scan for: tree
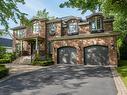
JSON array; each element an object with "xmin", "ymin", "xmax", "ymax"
[
  {"xmin": 33, "ymin": 9, "xmax": 55, "ymax": 20},
  {"xmin": 0, "ymin": 0, "xmax": 28, "ymax": 30},
  {"xmin": 60, "ymin": 0, "xmax": 127, "ymax": 47}
]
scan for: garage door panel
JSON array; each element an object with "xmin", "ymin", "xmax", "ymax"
[
  {"xmin": 58, "ymin": 47, "xmax": 77, "ymax": 64},
  {"xmin": 85, "ymin": 45, "xmax": 109, "ymax": 65}
]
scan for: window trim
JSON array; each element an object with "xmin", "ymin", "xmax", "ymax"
[
  {"xmin": 68, "ymin": 22, "xmax": 79, "ymax": 35},
  {"xmin": 33, "ymin": 22, "xmax": 41, "ymax": 33},
  {"xmin": 49, "ymin": 23, "xmax": 57, "ymax": 36},
  {"xmin": 91, "ymin": 17, "xmax": 104, "ymax": 33},
  {"xmin": 16, "ymin": 29, "xmax": 25, "ymax": 38}
]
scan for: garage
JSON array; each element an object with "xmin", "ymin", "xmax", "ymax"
[
  {"xmin": 57, "ymin": 46, "xmax": 77, "ymax": 64},
  {"xmin": 84, "ymin": 45, "xmax": 109, "ymax": 65}
]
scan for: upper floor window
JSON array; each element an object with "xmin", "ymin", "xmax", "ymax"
[
  {"xmin": 33, "ymin": 22, "xmax": 41, "ymax": 33},
  {"xmin": 91, "ymin": 17, "xmax": 103, "ymax": 33},
  {"xmin": 16, "ymin": 29, "xmax": 25, "ymax": 38},
  {"xmin": 49, "ymin": 23, "xmax": 56, "ymax": 36},
  {"xmin": 68, "ymin": 22, "xmax": 78, "ymax": 35}
]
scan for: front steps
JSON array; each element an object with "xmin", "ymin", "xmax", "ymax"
[{"xmin": 12, "ymin": 56, "xmax": 32, "ymax": 65}]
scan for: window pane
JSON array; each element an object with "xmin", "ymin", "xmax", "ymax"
[
  {"xmin": 33, "ymin": 22, "xmax": 40, "ymax": 32},
  {"xmin": 97, "ymin": 19, "xmax": 101, "ymax": 29},
  {"xmin": 68, "ymin": 23, "xmax": 77, "ymax": 33}
]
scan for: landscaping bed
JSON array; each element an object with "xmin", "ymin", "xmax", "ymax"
[
  {"xmin": 32, "ymin": 60, "xmax": 54, "ymax": 66},
  {"xmin": 0, "ymin": 65, "xmax": 9, "ymax": 79},
  {"xmin": 117, "ymin": 60, "xmax": 127, "ymax": 87}
]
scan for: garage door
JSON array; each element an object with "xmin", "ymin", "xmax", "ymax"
[
  {"xmin": 84, "ymin": 45, "xmax": 109, "ymax": 65},
  {"xmin": 57, "ymin": 47, "xmax": 77, "ymax": 64}
]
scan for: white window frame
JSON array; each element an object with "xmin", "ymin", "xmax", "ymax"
[
  {"xmin": 68, "ymin": 22, "xmax": 78, "ymax": 34},
  {"xmin": 91, "ymin": 17, "xmax": 102, "ymax": 32},
  {"xmin": 33, "ymin": 22, "xmax": 41, "ymax": 33},
  {"xmin": 16, "ymin": 29, "xmax": 25, "ymax": 38}
]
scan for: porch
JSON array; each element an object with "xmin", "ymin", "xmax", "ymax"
[{"xmin": 14, "ymin": 35, "xmax": 46, "ymax": 64}]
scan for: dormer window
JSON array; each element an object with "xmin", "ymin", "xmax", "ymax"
[
  {"xmin": 33, "ymin": 22, "xmax": 41, "ymax": 33},
  {"xmin": 49, "ymin": 23, "xmax": 56, "ymax": 36},
  {"xmin": 90, "ymin": 17, "xmax": 103, "ymax": 33},
  {"xmin": 68, "ymin": 22, "xmax": 78, "ymax": 35}
]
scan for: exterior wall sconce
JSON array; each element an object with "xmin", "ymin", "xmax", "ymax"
[
  {"xmin": 79, "ymin": 46, "xmax": 82, "ymax": 50},
  {"xmin": 111, "ymin": 44, "xmax": 115, "ymax": 50},
  {"xmin": 54, "ymin": 47, "xmax": 56, "ymax": 51}
]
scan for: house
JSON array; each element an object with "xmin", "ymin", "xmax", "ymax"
[
  {"xmin": 0, "ymin": 29, "xmax": 13, "ymax": 53},
  {"xmin": 12, "ymin": 13, "xmax": 119, "ymax": 65}
]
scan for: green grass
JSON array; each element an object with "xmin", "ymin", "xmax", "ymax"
[{"xmin": 117, "ymin": 60, "xmax": 127, "ymax": 87}]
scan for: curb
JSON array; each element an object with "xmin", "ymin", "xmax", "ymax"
[{"xmin": 110, "ymin": 67, "xmax": 127, "ymax": 95}]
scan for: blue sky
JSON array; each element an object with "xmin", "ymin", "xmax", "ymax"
[{"xmin": 1, "ymin": 0, "xmax": 91, "ymax": 28}]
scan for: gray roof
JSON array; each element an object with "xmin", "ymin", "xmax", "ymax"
[
  {"xmin": 11, "ymin": 26, "xmax": 26, "ymax": 30},
  {"xmin": 0, "ymin": 38, "xmax": 12, "ymax": 47}
]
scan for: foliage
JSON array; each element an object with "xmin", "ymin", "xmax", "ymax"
[
  {"xmin": 33, "ymin": 9, "xmax": 55, "ymax": 20},
  {"xmin": 119, "ymin": 44, "xmax": 127, "ymax": 60},
  {"xmin": 0, "ymin": 46, "xmax": 6, "ymax": 59},
  {"xmin": 0, "ymin": 64, "xmax": 9, "ymax": 78},
  {"xmin": 60, "ymin": 0, "xmax": 127, "ymax": 47},
  {"xmin": 32, "ymin": 60, "xmax": 54, "ymax": 66},
  {"xmin": 33, "ymin": 53, "xmax": 54, "ymax": 66},
  {"xmin": 0, "ymin": 0, "xmax": 29, "ymax": 30},
  {"xmin": 34, "ymin": 52, "xmax": 41, "ymax": 61},
  {"xmin": 117, "ymin": 60, "xmax": 127, "ymax": 87},
  {"xmin": 0, "ymin": 46, "xmax": 16, "ymax": 63},
  {"xmin": 0, "ymin": 59, "xmax": 11, "ymax": 63}
]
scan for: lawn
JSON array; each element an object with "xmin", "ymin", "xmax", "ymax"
[{"xmin": 117, "ymin": 60, "xmax": 127, "ymax": 87}]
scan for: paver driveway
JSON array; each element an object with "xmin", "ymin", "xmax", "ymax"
[{"xmin": 0, "ymin": 65, "xmax": 117, "ymax": 95}]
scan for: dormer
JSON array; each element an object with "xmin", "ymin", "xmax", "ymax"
[
  {"xmin": 31, "ymin": 18, "xmax": 47, "ymax": 38},
  {"xmin": 87, "ymin": 13, "xmax": 104, "ymax": 33},
  {"xmin": 61, "ymin": 16, "xmax": 81, "ymax": 36}
]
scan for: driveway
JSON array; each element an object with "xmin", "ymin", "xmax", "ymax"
[{"xmin": 0, "ymin": 65, "xmax": 117, "ymax": 95}]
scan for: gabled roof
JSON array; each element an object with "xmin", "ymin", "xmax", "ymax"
[
  {"xmin": 86, "ymin": 12, "xmax": 103, "ymax": 20},
  {"xmin": 61, "ymin": 16, "xmax": 81, "ymax": 22},
  {"xmin": 0, "ymin": 38, "xmax": 12, "ymax": 47},
  {"xmin": 30, "ymin": 18, "xmax": 47, "ymax": 22}
]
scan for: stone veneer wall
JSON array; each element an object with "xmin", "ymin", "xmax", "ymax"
[{"xmin": 52, "ymin": 36, "xmax": 118, "ymax": 65}]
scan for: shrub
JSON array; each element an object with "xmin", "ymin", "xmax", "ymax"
[
  {"xmin": 0, "ymin": 46, "xmax": 6, "ymax": 59},
  {"xmin": 34, "ymin": 52, "xmax": 42, "ymax": 61},
  {"xmin": 32, "ymin": 60, "xmax": 54, "ymax": 66},
  {"xmin": 0, "ymin": 53, "xmax": 16, "ymax": 64},
  {"xmin": 0, "ymin": 65, "xmax": 9, "ymax": 78},
  {"xmin": 0, "ymin": 59, "xmax": 11, "ymax": 64}
]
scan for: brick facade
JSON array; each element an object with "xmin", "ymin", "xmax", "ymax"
[
  {"xmin": 52, "ymin": 36, "xmax": 118, "ymax": 65},
  {"xmin": 12, "ymin": 13, "xmax": 119, "ymax": 65}
]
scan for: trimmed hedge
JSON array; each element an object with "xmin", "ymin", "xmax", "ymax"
[
  {"xmin": 0, "ymin": 65, "xmax": 9, "ymax": 79},
  {"xmin": 32, "ymin": 60, "xmax": 54, "ymax": 66}
]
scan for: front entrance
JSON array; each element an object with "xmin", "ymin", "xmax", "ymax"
[
  {"xmin": 84, "ymin": 45, "xmax": 109, "ymax": 65},
  {"xmin": 57, "ymin": 46, "xmax": 77, "ymax": 64}
]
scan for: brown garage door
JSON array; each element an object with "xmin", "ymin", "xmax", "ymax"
[
  {"xmin": 84, "ymin": 45, "xmax": 109, "ymax": 65},
  {"xmin": 57, "ymin": 47, "xmax": 77, "ymax": 64}
]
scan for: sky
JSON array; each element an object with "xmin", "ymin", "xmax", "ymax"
[{"xmin": 0, "ymin": 0, "xmax": 91, "ymax": 30}]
